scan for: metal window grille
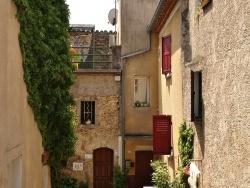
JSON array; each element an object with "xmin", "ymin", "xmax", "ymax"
[{"xmin": 81, "ymin": 101, "xmax": 95, "ymax": 125}]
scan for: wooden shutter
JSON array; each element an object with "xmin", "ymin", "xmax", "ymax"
[
  {"xmin": 162, "ymin": 36, "xmax": 171, "ymax": 74},
  {"xmin": 153, "ymin": 115, "xmax": 172, "ymax": 155},
  {"xmin": 201, "ymin": 0, "xmax": 211, "ymax": 8}
]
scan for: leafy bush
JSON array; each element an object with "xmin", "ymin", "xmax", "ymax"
[
  {"xmin": 177, "ymin": 120, "xmax": 194, "ymax": 187},
  {"xmin": 79, "ymin": 181, "xmax": 89, "ymax": 188},
  {"xmin": 59, "ymin": 177, "xmax": 78, "ymax": 188},
  {"xmin": 113, "ymin": 166, "xmax": 128, "ymax": 188},
  {"xmin": 150, "ymin": 160, "xmax": 172, "ymax": 188},
  {"xmin": 13, "ymin": 0, "xmax": 77, "ymax": 187}
]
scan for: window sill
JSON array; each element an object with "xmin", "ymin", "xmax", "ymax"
[
  {"xmin": 134, "ymin": 106, "xmax": 150, "ymax": 108},
  {"xmin": 80, "ymin": 124, "xmax": 96, "ymax": 129}
]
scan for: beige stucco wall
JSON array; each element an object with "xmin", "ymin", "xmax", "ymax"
[
  {"xmin": 0, "ymin": 0, "xmax": 49, "ymax": 187},
  {"xmin": 120, "ymin": 1, "xmax": 160, "ymax": 184},
  {"xmin": 123, "ymin": 33, "xmax": 159, "ymax": 135},
  {"xmin": 157, "ymin": 3, "xmax": 183, "ymax": 178},
  {"xmin": 67, "ymin": 73, "xmax": 121, "ymax": 188},
  {"xmin": 119, "ymin": 0, "xmax": 160, "ymax": 55},
  {"xmin": 181, "ymin": 0, "xmax": 250, "ymax": 187}
]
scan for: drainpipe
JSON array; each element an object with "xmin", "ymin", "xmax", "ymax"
[{"xmin": 120, "ymin": 32, "xmax": 151, "ymax": 171}]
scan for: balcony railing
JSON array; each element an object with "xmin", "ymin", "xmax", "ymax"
[{"xmin": 71, "ymin": 46, "xmax": 120, "ymax": 70}]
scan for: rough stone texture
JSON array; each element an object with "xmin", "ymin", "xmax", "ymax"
[
  {"xmin": 181, "ymin": 0, "xmax": 250, "ymax": 187},
  {"xmin": 64, "ymin": 73, "xmax": 121, "ymax": 188}
]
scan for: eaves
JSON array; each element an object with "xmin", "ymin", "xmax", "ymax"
[{"xmin": 148, "ymin": 0, "xmax": 179, "ymax": 33}]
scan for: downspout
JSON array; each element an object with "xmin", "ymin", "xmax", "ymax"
[{"xmin": 120, "ymin": 32, "xmax": 151, "ymax": 170}]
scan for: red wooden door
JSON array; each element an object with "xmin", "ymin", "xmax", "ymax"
[
  {"xmin": 93, "ymin": 147, "xmax": 114, "ymax": 188},
  {"xmin": 135, "ymin": 150, "xmax": 153, "ymax": 188}
]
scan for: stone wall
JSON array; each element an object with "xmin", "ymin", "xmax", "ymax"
[
  {"xmin": 181, "ymin": 0, "xmax": 250, "ymax": 187},
  {"xmin": 65, "ymin": 73, "xmax": 121, "ymax": 187}
]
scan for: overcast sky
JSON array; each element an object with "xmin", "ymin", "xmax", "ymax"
[{"xmin": 66, "ymin": 0, "xmax": 117, "ymax": 31}]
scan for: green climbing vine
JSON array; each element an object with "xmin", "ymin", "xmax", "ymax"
[
  {"xmin": 176, "ymin": 120, "xmax": 195, "ymax": 187},
  {"xmin": 12, "ymin": 0, "xmax": 77, "ymax": 187}
]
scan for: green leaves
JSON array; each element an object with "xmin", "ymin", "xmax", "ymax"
[
  {"xmin": 177, "ymin": 121, "xmax": 194, "ymax": 187},
  {"xmin": 150, "ymin": 161, "xmax": 172, "ymax": 188},
  {"xmin": 178, "ymin": 121, "xmax": 194, "ymax": 167},
  {"xmin": 13, "ymin": 0, "xmax": 77, "ymax": 186}
]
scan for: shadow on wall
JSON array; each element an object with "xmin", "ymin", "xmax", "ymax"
[{"xmin": 193, "ymin": 100, "xmax": 205, "ymax": 158}]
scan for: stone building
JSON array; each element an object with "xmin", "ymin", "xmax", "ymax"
[
  {"xmin": 181, "ymin": 0, "xmax": 250, "ymax": 187},
  {"xmin": 65, "ymin": 25, "xmax": 122, "ymax": 188},
  {"xmin": 0, "ymin": 1, "xmax": 50, "ymax": 187}
]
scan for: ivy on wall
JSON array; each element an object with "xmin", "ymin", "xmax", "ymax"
[
  {"xmin": 176, "ymin": 120, "xmax": 194, "ymax": 187},
  {"xmin": 13, "ymin": 0, "xmax": 77, "ymax": 186}
]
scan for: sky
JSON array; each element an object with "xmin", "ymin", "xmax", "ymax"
[{"xmin": 66, "ymin": 0, "xmax": 117, "ymax": 31}]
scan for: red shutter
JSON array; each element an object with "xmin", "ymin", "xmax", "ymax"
[
  {"xmin": 201, "ymin": 0, "xmax": 211, "ymax": 8},
  {"xmin": 162, "ymin": 36, "xmax": 171, "ymax": 74},
  {"xmin": 153, "ymin": 115, "xmax": 172, "ymax": 155}
]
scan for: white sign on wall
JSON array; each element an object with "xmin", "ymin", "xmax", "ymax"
[
  {"xmin": 73, "ymin": 162, "xmax": 83, "ymax": 171},
  {"xmin": 85, "ymin": 154, "xmax": 93, "ymax": 159}
]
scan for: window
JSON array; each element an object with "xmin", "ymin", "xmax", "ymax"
[
  {"xmin": 162, "ymin": 35, "xmax": 171, "ymax": 74},
  {"xmin": 191, "ymin": 71, "xmax": 202, "ymax": 121},
  {"xmin": 134, "ymin": 77, "xmax": 150, "ymax": 107},
  {"xmin": 201, "ymin": 0, "xmax": 211, "ymax": 8},
  {"xmin": 153, "ymin": 115, "xmax": 172, "ymax": 155},
  {"xmin": 80, "ymin": 100, "xmax": 96, "ymax": 125}
]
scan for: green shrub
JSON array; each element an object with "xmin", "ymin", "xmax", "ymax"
[
  {"xmin": 12, "ymin": 0, "xmax": 77, "ymax": 187},
  {"xmin": 113, "ymin": 166, "xmax": 128, "ymax": 188},
  {"xmin": 79, "ymin": 181, "xmax": 89, "ymax": 188},
  {"xmin": 59, "ymin": 177, "xmax": 78, "ymax": 188},
  {"xmin": 150, "ymin": 160, "xmax": 172, "ymax": 188}
]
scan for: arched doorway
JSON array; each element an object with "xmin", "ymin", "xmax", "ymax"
[{"xmin": 93, "ymin": 147, "xmax": 114, "ymax": 188}]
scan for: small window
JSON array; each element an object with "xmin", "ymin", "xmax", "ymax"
[
  {"xmin": 162, "ymin": 35, "xmax": 171, "ymax": 74},
  {"xmin": 134, "ymin": 77, "xmax": 150, "ymax": 107},
  {"xmin": 191, "ymin": 71, "xmax": 202, "ymax": 121},
  {"xmin": 201, "ymin": 0, "xmax": 211, "ymax": 8},
  {"xmin": 80, "ymin": 100, "xmax": 96, "ymax": 125}
]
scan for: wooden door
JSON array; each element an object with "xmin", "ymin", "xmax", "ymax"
[
  {"xmin": 135, "ymin": 150, "xmax": 153, "ymax": 188},
  {"xmin": 93, "ymin": 147, "xmax": 114, "ymax": 188}
]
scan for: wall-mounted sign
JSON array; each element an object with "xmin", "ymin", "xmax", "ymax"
[
  {"xmin": 73, "ymin": 162, "xmax": 83, "ymax": 171},
  {"xmin": 85, "ymin": 154, "xmax": 93, "ymax": 159}
]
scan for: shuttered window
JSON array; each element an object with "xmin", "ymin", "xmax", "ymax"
[
  {"xmin": 162, "ymin": 35, "xmax": 171, "ymax": 75},
  {"xmin": 153, "ymin": 115, "xmax": 172, "ymax": 155}
]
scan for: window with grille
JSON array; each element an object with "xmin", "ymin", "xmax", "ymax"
[
  {"xmin": 134, "ymin": 77, "xmax": 150, "ymax": 107},
  {"xmin": 80, "ymin": 100, "xmax": 96, "ymax": 125}
]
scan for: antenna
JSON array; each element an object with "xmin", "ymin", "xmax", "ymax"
[{"xmin": 108, "ymin": 8, "xmax": 118, "ymax": 26}]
